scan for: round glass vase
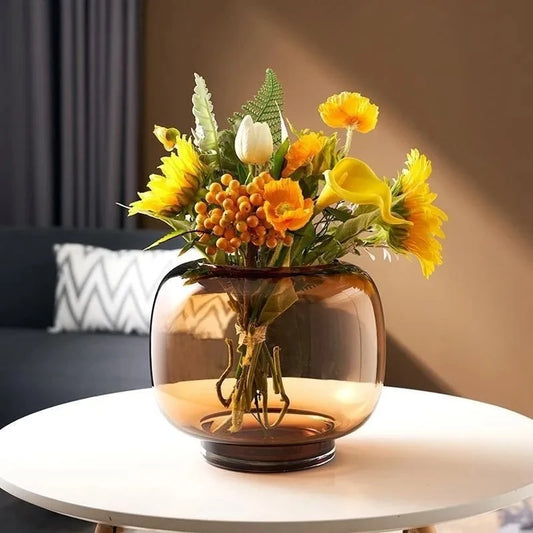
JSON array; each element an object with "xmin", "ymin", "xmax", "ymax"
[{"xmin": 150, "ymin": 261, "xmax": 385, "ymax": 473}]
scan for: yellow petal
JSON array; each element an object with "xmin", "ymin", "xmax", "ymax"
[{"xmin": 316, "ymin": 158, "xmax": 408, "ymax": 226}]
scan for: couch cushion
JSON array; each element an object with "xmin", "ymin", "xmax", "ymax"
[
  {"xmin": 0, "ymin": 227, "xmax": 181, "ymax": 328},
  {"xmin": 50, "ymin": 244, "xmax": 198, "ymax": 334},
  {"xmin": 0, "ymin": 328, "xmax": 152, "ymax": 428}
]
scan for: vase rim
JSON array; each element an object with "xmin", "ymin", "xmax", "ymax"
[{"xmin": 185, "ymin": 260, "xmax": 367, "ymax": 279}]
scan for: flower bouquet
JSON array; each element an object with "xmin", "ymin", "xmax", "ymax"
[{"xmin": 128, "ymin": 68, "xmax": 446, "ymax": 441}]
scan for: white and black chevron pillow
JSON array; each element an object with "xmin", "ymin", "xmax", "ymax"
[{"xmin": 50, "ymin": 243, "xmax": 199, "ymax": 335}]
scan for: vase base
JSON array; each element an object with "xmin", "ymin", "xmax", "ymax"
[{"xmin": 201, "ymin": 440, "xmax": 335, "ymax": 473}]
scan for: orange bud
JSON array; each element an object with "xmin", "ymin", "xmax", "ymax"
[
  {"xmin": 222, "ymin": 198, "xmax": 234, "ymax": 211},
  {"xmin": 252, "ymin": 235, "xmax": 265, "ymax": 246},
  {"xmin": 194, "ymin": 201, "xmax": 207, "ymax": 214},
  {"xmin": 216, "ymin": 237, "xmax": 229, "ymax": 251},
  {"xmin": 224, "ymin": 227, "xmax": 236, "ymax": 240},
  {"xmin": 239, "ymin": 202, "xmax": 252, "ymax": 214},
  {"xmin": 266, "ymin": 237, "xmax": 278, "ymax": 249},
  {"xmin": 250, "ymin": 193, "xmax": 263, "ymax": 206},
  {"xmin": 223, "ymin": 209, "xmax": 235, "ymax": 222},
  {"xmin": 246, "ymin": 183, "xmax": 259, "ymax": 195},
  {"xmin": 283, "ymin": 234, "xmax": 294, "ymax": 246},
  {"xmin": 221, "ymin": 174, "xmax": 232, "ymax": 186},
  {"xmin": 230, "ymin": 237, "xmax": 242, "ymax": 249},
  {"xmin": 235, "ymin": 221, "xmax": 248, "ymax": 233},
  {"xmin": 247, "ymin": 215, "xmax": 259, "ymax": 228}
]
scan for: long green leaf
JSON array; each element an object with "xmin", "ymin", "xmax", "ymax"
[
  {"xmin": 334, "ymin": 210, "xmax": 380, "ymax": 243},
  {"xmin": 258, "ymin": 278, "xmax": 298, "ymax": 325},
  {"xmin": 230, "ymin": 68, "xmax": 284, "ymax": 146},
  {"xmin": 143, "ymin": 227, "xmax": 188, "ymax": 250},
  {"xmin": 192, "ymin": 74, "xmax": 219, "ymax": 161}
]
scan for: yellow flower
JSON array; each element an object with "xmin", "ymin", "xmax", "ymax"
[
  {"xmin": 153, "ymin": 125, "xmax": 180, "ymax": 151},
  {"xmin": 386, "ymin": 150, "xmax": 448, "ymax": 278},
  {"xmin": 263, "ymin": 178, "xmax": 314, "ymax": 234},
  {"xmin": 129, "ymin": 136, "xmax": 204, "ymax": 217},
  {"xmin": 315, "ymin": 157, "xmax": 407, "ymax": 225},
  {"xmin": 318, "ymin": 92, "xmax": 379, "ymax": 132},
  {"xmin": 282, "ymin": 132, "xmax": 326, "ymax": 177}
]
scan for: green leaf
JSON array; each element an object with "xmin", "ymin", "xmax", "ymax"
[
  {"xmin": 166, "ymin": 218, "xmax": 192, "ymax": 233},
  {"xmin": 324, "ymin": 206, "xmax": 353, "ymax": 222},
  {"xmin": 299, "ymin": 174, "xmax": 322, "ymax": 198},
  {"xmin": 290, "ymin": 222, "xmax": 316, "ymax": 265},
  {"xmin": 312, "ymin": 132, "xmax": 340, "ymax": 174},
  {"xmin": 143, "ymin": 229, "xmax": 185, "ymax": 250},
  {"xmin": 217, "ymin": 129, "xmax": 239, "ymax": 173},
  {"xmin": 258, "ymin": 278, "xmax": 299, "ymax": 325},
  {"xmin": 237, "ymin": 162, "xmax": 248, "ymax": 183},
  {"xmin": 229, "ymin": 68, "xmax": 284, "ymax": 146},
  {"xmin": 192, "ymin": 74, "xmax": 219, "ymax": 163},
  {"xmin": 271, "ymin": 138, "xmax": 289, "ymax": 178},
  {"xmin": 179, "ymin": 238, "xmax": 199, "ymax": 255},
  {"xmin": 334, "ymin": 210, "xmax": 380, "ymax": 243}
]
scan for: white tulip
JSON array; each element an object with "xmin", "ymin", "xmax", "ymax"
[{"xmin": 234, "ymin": 115, "xmax": 273, "ymax": 165}]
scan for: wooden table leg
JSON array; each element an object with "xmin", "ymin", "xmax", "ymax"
[
  {"xmin": 403, "ymin": 527, "xmax": 437, "ymax": 533},
  {"xmin": 94, "ymin": 525, "xmax": 126, "ymax": 533}
]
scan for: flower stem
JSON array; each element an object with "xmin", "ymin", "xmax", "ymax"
[{"xmin": 344, "ymin": 127, "xmax": 354, "ymax": 156}]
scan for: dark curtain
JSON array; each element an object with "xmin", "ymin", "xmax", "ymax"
[{"xmin": 0, "ymin": 0, "xmax": 142, "ymax": 228}]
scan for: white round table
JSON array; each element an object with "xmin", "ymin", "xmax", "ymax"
[{"xmin": 0, "ymin": 387, "xmax": 532, "ymax": 533}]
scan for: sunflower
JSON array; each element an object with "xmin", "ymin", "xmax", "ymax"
[
  {"xmin": 384, "ymin": 150, "xmax": 447, "ymax": 278},
  {"xmin": 282, "ymin": 132, "xmax": 326, "ymax": 177},
  {"xmin": 263, "ymin": 178, "xmax": 314, "ymax": 234},
  {"xmin": 318, "ymin": 92, "xmax": 379, "ymax": 132},
  {"xmin": 129, "ymin": 136, "xmax": 204, "ymax": 217}
]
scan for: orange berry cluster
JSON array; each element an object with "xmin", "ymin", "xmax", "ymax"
[{"xmin": 194, "ymin": 172, "xmax": 294, "ymax": 255}]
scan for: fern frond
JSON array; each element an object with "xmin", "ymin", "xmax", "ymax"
[
  {"xmin": 230, "ymin": 68, "xmax": 284, "ymax": 146},
  {"xmin": 192, "ymin": 73, "xmax": 219, "ymax": 160}
]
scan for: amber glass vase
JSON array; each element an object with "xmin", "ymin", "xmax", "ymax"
[{"xmin": 150, "ymin": 261, "xmax": 385, "ymax": 473}]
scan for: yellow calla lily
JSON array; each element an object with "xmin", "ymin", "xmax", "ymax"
[{"xmin": 315, "ymin": 158, "xmax": 408, "ymax": 226}]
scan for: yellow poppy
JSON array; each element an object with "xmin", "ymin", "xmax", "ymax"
[
  {"xmin": 318, "ymin": 92, "xmax": 379, "ymax": 132},
  {"xmin": 315, "ymin": 157, "xmax": 407, "ymax": 226},
  {"xmin": 282, "ymin": 132, "xmax": 326, "ymax": 177},
  {"xmin": 385, "ymin": 150, "xmax": 447, "ymax": 278},
  {"xmin": 263, "ymin": 178, "xmax": 314, "ymax": 234},
  {"xmin": 129, "ymin": 136, "xmax": 204, "ymax": 217}
]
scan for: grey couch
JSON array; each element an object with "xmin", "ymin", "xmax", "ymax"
[{"xmin": 0, "ymin": 226, "xmax": 176, "ymax": 532}]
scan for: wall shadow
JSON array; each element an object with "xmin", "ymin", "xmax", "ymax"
[{"xmin": 385, "ymin": 335, "xmax": 452, "ymax": 394}]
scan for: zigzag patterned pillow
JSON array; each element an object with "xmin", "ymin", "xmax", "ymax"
[{"xmin": 50, "ymin": 243, "xmax": 199, "ymax": 335}]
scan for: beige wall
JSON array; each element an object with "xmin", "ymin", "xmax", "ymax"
[{"xmin": 142, "ymin": 0, "xmax": 533, "ymax": 415}]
